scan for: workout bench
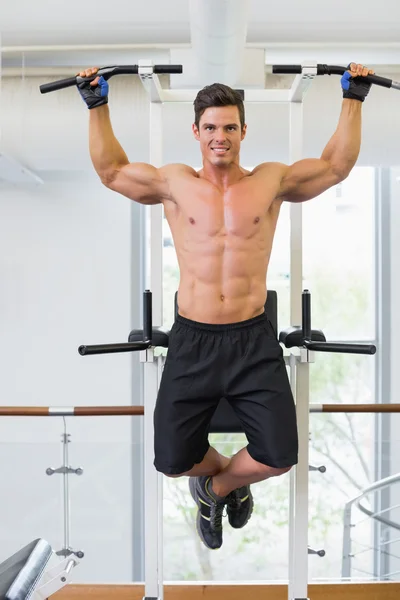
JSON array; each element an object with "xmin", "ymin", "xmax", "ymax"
[{"xmin": 0, "ymin": 538, "xmax": 79, "ymax": 599}]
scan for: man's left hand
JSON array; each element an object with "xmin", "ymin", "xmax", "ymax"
[{"xmin": 341, "ymin": 63, "xmax": 375, "ymax": 102}]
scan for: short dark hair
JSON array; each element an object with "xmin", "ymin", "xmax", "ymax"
[{"xmin": 193, "ymin": 83, "xmax": 245, "ymax": 130}]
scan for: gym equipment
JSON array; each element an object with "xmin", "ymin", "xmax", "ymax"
[
  {"xmin": 39, "ymin": 62, "xmax": 400, "ymax": 99},
  {"xmin": 0, "ymin": 538, "xmax": 79, "ymax": 600},
  {"xmin": 39, "ymin": 64, "xmax": 183, "ymax": 95},
  {"xmin": 32, "ymin": 58, "xmax": 394, "ymax": 599},
  {"xmin": 76, "ymin": 288, "xmax": 375, "ymax": 600},
  {"xmin": 271, "ymin": 64, "xmax": 400, "ymax": 91},
  {"xmin": 0, "ymin": 288, "xmax": 380, "ymax": 600}
]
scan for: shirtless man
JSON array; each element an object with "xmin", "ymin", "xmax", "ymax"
[{"xmin": 77, "ymin": 62, "xmax": 373, "ymax": 550}]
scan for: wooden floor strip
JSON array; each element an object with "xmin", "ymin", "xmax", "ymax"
[{"xmin": 54, "ymin": 582, "xmax": 400, "ymax": 600}]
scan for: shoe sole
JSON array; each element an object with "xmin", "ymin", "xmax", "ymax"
[
  {"xmin": 189, "ymin": 478, "xmax": 220, "ymax": 550},
  {"xmin": 228, "ymin": 489, "xmax": 254, "ymax": 529}
]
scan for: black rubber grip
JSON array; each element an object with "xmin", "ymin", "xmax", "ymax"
[
  {"xmin": 317, "ymin": 65, "xmax": 393, "ymax": 88},
  {"xmin": 273, "ymin": 64, "xmax": 393, "ymax": 89},
  {"xmin": 40, "ymin": 76, "xmax": 77, "ymax": 94},
  {"xmin": 272, "ymin": 65, "xmax": 302, "ymax": 74},
  {"xmin": 154, "ymin": 64, "xmax": 183, "ymax": 74},
  {"xmin": 78, "ymin": 341, "xmax": 151, "ymax": 356},
  {"xmin": 305, "ymin": 341, "xmax": 376, "ymax": 355},
  {"xmin": 40, "ymin": 64, "xmax": 183, "ymax": 94}
]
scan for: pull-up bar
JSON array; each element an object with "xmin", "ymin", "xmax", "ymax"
[
  {"xmin": 39, "ymin": 64, "xmax": 183, "ymax": 94},
  {"xmin": 39, "ymin": 63, "xmax": 400, "ymax": 96},
  {"xmin": 272, "ymin": 64, "xmax": 400, "ymax": 90}
]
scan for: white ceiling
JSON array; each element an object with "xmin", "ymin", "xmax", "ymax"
[{"xmin": 1, "ymin": 0, "xmax": 400, "ymax": 47}]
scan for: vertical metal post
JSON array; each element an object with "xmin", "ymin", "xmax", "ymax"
[
  {"xmin": 288, "ymin": 86, "xmax": 310, "ymax": 600},
  {"xmin": 373, "ymin": 167, "xmax": 391, "ymax": 579},
  {"xmin": 342, "ymin": 502, "xmax": 353, "ymax": 578},
  {"xmin": 62, "ymin": 426, "xmax": 71, "ymax": 553},
  {"xmin": 148, "ymin": 100, "xmax": 164, "ymax": 328},
  {"xmin": 139, "ymin": 62, "xmax": 165, "ymax": 600},
  {"xmin": 289, "ymin": 101, "xmax": 304, "ymax": 328},
  {"xmin": 142, "ymin": 354, "xmax": 163, "ymax": 600},
  {"xmin": 288, "ymin": 353, "xmax": 298, "ymax": 595},
  {"xmin": 289, "ymin": 352, "xmax": 310, "ymax": 600}
]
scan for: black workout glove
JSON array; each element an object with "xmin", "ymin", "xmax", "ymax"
[
  {"xmin": 77, "ymin": 75, "xmax": 109, "ymax": 109},
  {"xmin": 341, "ymin": 65, "xmax": 371, "ymax": 102}
]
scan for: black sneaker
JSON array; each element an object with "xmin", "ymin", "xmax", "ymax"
[
  {"xmin": 189, "ymin": 476, "xmax": 226, "ymax": 550},
  {"xmin": 226, "ymin": 485, "xmax": 254, "ymax": 529}
]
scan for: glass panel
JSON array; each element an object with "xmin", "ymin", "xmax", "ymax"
[
  {"xmin": 303, "ymin": 167, "xmax": 375, "ymax": 341},
  {"xmin": 309, "ymin": 425, "xmax": 400, "ymax": 583},
  {"xmin": 308, "ymin": 351, "xmax": 376, "ymax": 581},
  {"xmin": 5, "ymin": 421, "xmax": 399, "ymax": 584},
  {"xmin": 0, "ymin": 432, "xmax": 141, "ymax": 584},
  {"xmin": 0, "ymin": 441, "xmax": 64, "ymax": 555},
  {"xmin": 310, "ymin": 351, "xmax": 375, "ymax": 406}
]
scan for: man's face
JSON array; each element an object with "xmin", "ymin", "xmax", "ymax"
[{"xmin": 192, "ymin": 105, "xmax": 247, "ymax": 166}]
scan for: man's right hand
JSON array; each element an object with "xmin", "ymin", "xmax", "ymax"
[{"xmin": 77, "ymin": 67, "xmax": 109, "ymax": 109}]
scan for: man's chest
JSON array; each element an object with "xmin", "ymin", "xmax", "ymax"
[{"xmin": 171, "ymin": 186, "xmax": 280, "ymax": 240}]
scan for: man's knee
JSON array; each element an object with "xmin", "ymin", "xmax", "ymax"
[
  {"xmin": 268, "ymin": 464, "xmax": 293, "ymax": 477},
  {"xmin": 256, "ymin": 462, "xmax": 293, "ymax": 478},
  {"xmin": 155, "ymin": 462, "xmax": 193, "ymax": 477},
  {"xmin": 164, "ymin": 472, "xmax": 187, "ymax": 478}
]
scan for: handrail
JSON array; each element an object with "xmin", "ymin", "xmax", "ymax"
[
  {"xmin": 0, "ymin": 406, "xmax": 144, "ymax": 416},
  {"xmin": 348, "ymin": 473, "xmax": 400, "ymax": 531},
  {"xmin": 342, "ymin": 473, "xmax": 400, "ymax": 578},
  {"xmin": 314, "ymin": 404, "xmax": 400, "ymax": 413},
  {"xmin": 356, "ymin": 498, "xmax": 400, "ymax": 532},
  {"xmin": 346, "ymin": 473, "xmax": 400, "ymax": 508},
  {"xmin": 0, "ymin": 404, "xmax": 399, "ymax": 417}
]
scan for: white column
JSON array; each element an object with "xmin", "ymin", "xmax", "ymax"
[
  {"xmin": 148, "ymin": 100, "xmax": 164, "ymax": 328},
  {"xmin": 289, "ymin": 352, "xmax": 311, "ymax": 600},
  {"xmin": 288, "ymin": 92, "xmax": 310, "ymax": 600},
  {"xmin": 142, "ymin": 355, "xmax": 163, "ymax": 600},
  {"xmin": 289, "ymin": 101, "xmax": 303, "ymax": 327},
  {"xmin": 140, "ymin": 64, "xmax": 165, "ymax": 600}
]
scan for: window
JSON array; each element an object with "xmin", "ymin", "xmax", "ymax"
[
  {"xmin": 161, "ymin": 167, "xmax": 378, "ymax": 581},
  {"xmin": 304, "ymin": 168, "xmax": 377, "ymax": 581}
]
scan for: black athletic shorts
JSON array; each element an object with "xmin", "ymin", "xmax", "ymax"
[{"xmin": 153, "ymin": 311, "xmax": 298, "ymax": 475}]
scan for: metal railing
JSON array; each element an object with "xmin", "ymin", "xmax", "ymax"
[{"xmin": 342, "ymin": 473, "xmax": 400, "ymax": 580}]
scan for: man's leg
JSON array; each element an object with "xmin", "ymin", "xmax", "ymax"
[
  {"xmin": 211, "ymin": 447, "xmax": 291, "ymax": 497},
  {"xmin": 166, "ymin": 446, "xmax": 231, "ymax": 478}
]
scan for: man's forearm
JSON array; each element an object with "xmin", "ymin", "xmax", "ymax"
[
  {"xmin": 321, "ymin": 99, "xmax": 362, "ymax": 177},
  {"xmin": 89, "ymin": 105, "xmax": 129, "ymax": 180}
]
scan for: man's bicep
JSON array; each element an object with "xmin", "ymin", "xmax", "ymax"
[
  {"xmin": 277, "ymin": 158, "xmax": 344, "ymax": 203},
  {"xmin": 106, "ymin": 162, "xmax": 169, "ymax": 204}
]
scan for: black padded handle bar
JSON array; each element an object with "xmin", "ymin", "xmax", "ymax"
[
  {"xmin": 78, "ymin": 340, "xmax": 151, "ymax": 356},
  {"xmin": 40, "ymin": 64, "xmax": 183, "ymax": 94},
  {"xmin": 272, "ymin": 64, "xmax": 398, "ymax": 90},
  {"xmin": 304, "ymin": 340, "xmax": 376, "ymax": 355},
  {"xmin": 79, "ymin": 290, "xmax": 152, "ymax": 356},
  {"xmin": 301, "ymin": 290, "xmax": 376, "ymax": 355}
]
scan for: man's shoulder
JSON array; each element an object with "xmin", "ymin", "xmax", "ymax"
[{"xmin": 250, "ymin": 162, "xmax": 289, "ymax": 178}]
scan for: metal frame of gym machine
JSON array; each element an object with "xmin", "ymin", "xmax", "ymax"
[
  {"xmin": 68, "ymin": 58, "xmax": 391, "ymax": 600},
  {"xmin": 138, "ymin": 59, "xmax": 321, "ymax": 600}
]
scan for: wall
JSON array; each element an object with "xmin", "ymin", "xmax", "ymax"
[{"xmin": 0, "ymin": 76, "xmax": 147, "ymax": 582}]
